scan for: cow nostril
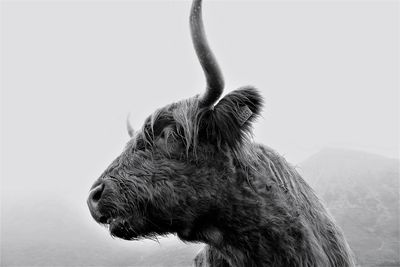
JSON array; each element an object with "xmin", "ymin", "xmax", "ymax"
[
  {"xmin": 87, "ymin": 181, "xmax": 108, "ymax": 222},
  {"xmin": 89, "ymin": 183, "xmax": 105, "ymax": 204},
  {"xmin": 92, "ymin": 185, "xmax": 104, "ymax": 202}
]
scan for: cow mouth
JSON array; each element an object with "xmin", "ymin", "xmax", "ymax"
[
  {"xmin": 101, "ymin": 214, "xmax": 161, "ymax": 240},
  {"xmin": 102, "ymin": 215, "xmax": 140, "ymax": 240}
]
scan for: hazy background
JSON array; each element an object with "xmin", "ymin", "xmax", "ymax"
[{"xmin": 1, "ymin": 0, "xmax": 399, "ymax": 266}]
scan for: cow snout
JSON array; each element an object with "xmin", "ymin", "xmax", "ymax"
[{"xmin": 87, "ymin": 181, "xmax": 106, "ymax": 221}]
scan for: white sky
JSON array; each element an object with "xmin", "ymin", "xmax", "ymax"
[{"xmin": 1, "ymin": 0, "xmax": 398, "ymax": 209}]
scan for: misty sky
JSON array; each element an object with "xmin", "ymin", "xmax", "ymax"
[{"xmin": 1, "ymin": 0, "xmax": 399, "ymax": 250}]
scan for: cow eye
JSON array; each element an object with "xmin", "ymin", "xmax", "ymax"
[
  {"xmin": 157, "ymin": 128, "xmax": 172, "ymax": 144},
  {"xmin": 159, "ymin": 131, "xmax": 166, "ymax": 140},
  {"xmin": 134, "ymin": 137, "xmax": 147, "ymax": 151},
  {"xmin": 137, "ymin": 141, "xmax": 145, "ymax": 150},
  {"xmin": 155, "ymin": 127, "xmax": 180, "ymax": 150}
]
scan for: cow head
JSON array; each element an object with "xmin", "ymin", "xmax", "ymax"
[{"xmin": 87, "ymin": 0, "xmax": 263, "ymax": 245}]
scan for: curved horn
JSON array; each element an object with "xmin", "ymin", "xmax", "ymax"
[
  {"xmin": 190, "ymin": 0, "xmax": 224, "ymax": 107},
  {"xmin": 126, "ymin": 114, "xmax": 134, "ymax": 138}
]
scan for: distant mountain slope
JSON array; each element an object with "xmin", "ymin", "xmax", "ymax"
[
  {"xmin": 2, "ymin": 148, "xmax": 399, "ymax": 266},
  {"xmin": 299, "ymin": 148, "xmax": 399, "ymax": 267}
]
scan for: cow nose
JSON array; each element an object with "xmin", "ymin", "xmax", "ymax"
[{"xmin": 87, "ymin": 182, "xmax": 105, "ymax": 214}]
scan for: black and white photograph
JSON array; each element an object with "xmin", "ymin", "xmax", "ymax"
[{"xmin": 1, "ymin": 0, "xmax": 399, "ymax": 266}]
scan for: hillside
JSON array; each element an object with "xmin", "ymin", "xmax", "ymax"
[
  {"xmin": 2, "ymin": 148, "xmax": 398, "ymax": 266},
  {"xmin": 299, "ymin": 148, "xmax": 400, "ymax": 267}
]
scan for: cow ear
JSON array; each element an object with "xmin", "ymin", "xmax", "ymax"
[{"xmin": 204, "ymin": 86, "xmax": 263, "ymax": 149}]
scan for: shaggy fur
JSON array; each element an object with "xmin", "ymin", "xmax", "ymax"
[
  {"xmin": 87, "ymin": 0, "xmax": 355, "ymax": 265},
  {"xmin": 88, "ymin": 87, "xmax": 354, "ymax": 266}
]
